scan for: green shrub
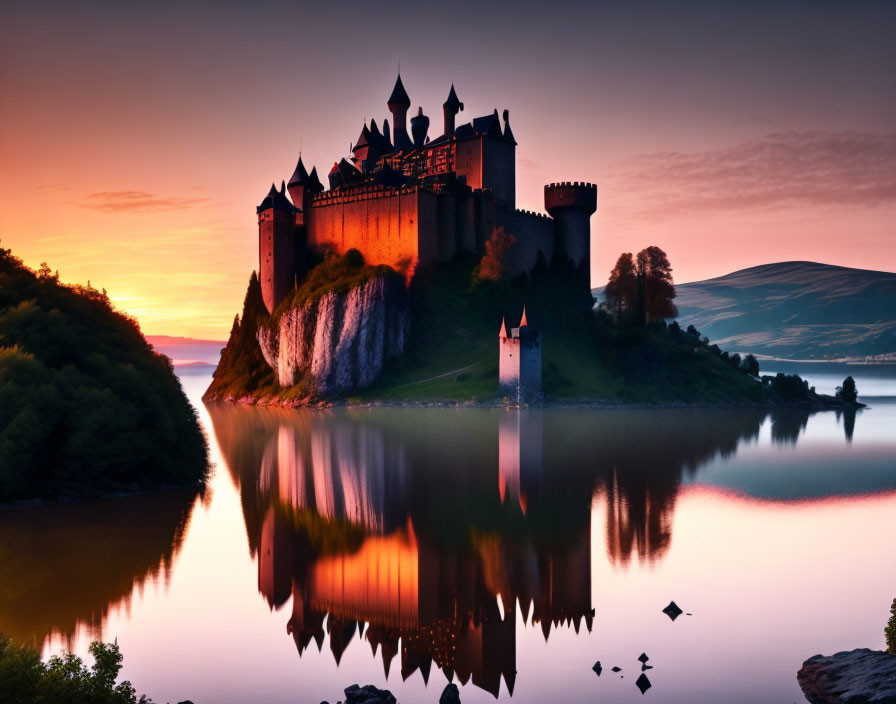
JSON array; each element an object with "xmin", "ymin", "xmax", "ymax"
[{"xmin": 0, "ymin": 634, "xmax": 152, "ymax": 703}]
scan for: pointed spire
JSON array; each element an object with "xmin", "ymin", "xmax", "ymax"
[
  {"xmin": 443, "ymin": 83, "xmax": 464, "ymax": 112},
  {"xmin": 354, "ymin": 122, "xmax": 371, "ymax": 151},
  {"xmin": 288, "ymin": 154, "xmax": 310, "ymax": 186},
  {"xmin": 502, "ymin": 108, "xmax": 516, "ymax": 145},
  {"xmin": 388, "ymin": 74, "xmax": 411, "ymax": 108},
  {"xmin": 499, "ymin": 316, "xmax": 508, "ymax": 338},
  {"xmin": 520, "ymin": 305, "xmax": 528, "ymax": 327}
]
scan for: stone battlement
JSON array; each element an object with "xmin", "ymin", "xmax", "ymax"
[{"xmin": 544, "ymin": 182, "xmax": 598, "ymax": 214}]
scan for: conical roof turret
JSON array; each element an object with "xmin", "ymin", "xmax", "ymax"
[
  {"xmin": 288, "ymin": 154, "xmax": 310, "ymax": 187},
  {"xmin": 387, "ymin": 74, "xmax": 411, "ymax": 109},
  {"xmin": 499, "ymin": 316, "xmax": 508, "ymax": 338},
  {"xmin": 520, "ymin": 305, "xmax": 529, "ymax": 327},
  {"xmin": 443, "ymin": 83, "xmax": 464, "ymax": 112}
]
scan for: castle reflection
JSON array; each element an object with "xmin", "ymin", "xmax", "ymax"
[{"xmin": 207, "ymin": 404, "xmax": 798, "ymax": 697}]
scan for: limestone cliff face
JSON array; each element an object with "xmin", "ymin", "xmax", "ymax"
[{"xmin": 257, "ymin": 275, "xmax": 409, "ymax": 396}]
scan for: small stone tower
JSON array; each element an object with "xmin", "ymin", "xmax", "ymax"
[
  {"xmin": 544, "ymin": 182, "xmax": 598, "ymax": 275},
  {"xmin": 499, "ymin": 306, "xmax": 542, "ymax": 403},
  {"xmin": 257, "ymin": 181, "xmax": 297, "ymax": 314}
]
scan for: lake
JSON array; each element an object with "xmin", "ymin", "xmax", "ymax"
[{"xmin": 1, "ymin": 364, "xmax": 895, "ymax": 704}]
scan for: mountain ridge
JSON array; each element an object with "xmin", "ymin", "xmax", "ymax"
[{"xmin": 612, "ymin": 261, "xmax": 896, "ymax": 361}]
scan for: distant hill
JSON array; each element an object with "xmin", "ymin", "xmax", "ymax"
[
  {"xmin": 146, "ymin": 335, "xmax": 224, "ymax": 366},
  {"xmin": 656, "ymin": 262, "xmax": 896, "ymax": 361}
]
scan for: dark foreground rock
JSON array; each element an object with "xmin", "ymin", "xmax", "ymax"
[
  {"xmin": 343, "ymin": 683, "xmax": 397, "ymax": 704},
  {"xmin": 439, "ymin": 683, "xmax": 461, "ymax": 704},
  {"xmin": 798, "ymin": 649, "xmax": 896, "ymax": 704}
]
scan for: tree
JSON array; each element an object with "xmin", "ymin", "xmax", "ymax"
[
  {"xmin": 605, "ymin": 252, "xmax": 638, "ymax": 321},
  {"xmin": 741, "ymin": 353, "xmax": 760, "ymax": 376},
  {"xmin": 886, "ymin": 597, "xmax": 896, "ymax": 655},
  {"xmin": 636, "ymin": 246, "xmax": 678, "ymax": 324},
  {"xmin": 835, "ymin": 376, "xmax": 858, "ymax": 403},
  {"xmin": 478, "ymin": 227, "xmax": 516, "ymax": 281}
]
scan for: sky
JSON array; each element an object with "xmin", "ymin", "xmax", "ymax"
[{"xmin": 1, "ymin": 0, "xmax": 894, "ymax": 339}]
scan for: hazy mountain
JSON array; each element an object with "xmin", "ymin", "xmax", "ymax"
[
  {"xmin": 662, "ymin": 262, "xmax": 896, "ymax": 360},
  {"xmin": 146, "ymin": 335, "xmax": 224, "ymax": 366}
]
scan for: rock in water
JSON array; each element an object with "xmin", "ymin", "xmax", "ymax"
[
  {"xmin": 635, "ymin": 674, "xmax": 652, "ymax": 694},
  {"xmin": 592, "ymin": 661, "xmax": 602, "ymax": 676},
  {"xmin": 344, "ymin": 684, "xmax": 397, "ymax": 704},
  {"xmin": 798, "ymin": 649, "xmax": 896, "ymax": 704},
  {"xmin": 662, "ymin": 601, "xmax": 683, "ymax": 621},
  {"xmin": 439, "ymin": 683, "xmax": 461, "ymax": 704},
  {"xmin": 258, "ymin": 274, "xmax": 409, "ymax": 395}
]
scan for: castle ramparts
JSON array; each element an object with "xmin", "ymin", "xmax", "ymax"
[{"xmin": 256, "ymin": 75, "xmax": 598, "ymax": 312}]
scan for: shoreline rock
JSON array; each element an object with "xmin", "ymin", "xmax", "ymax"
[{"xmin": 797, "ymin": 649, "xmax": 896, "ymax": 704}]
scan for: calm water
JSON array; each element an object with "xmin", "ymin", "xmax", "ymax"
[{"xmin": 1, "ymin": 366, "xmax": 895, "ymax": 704}]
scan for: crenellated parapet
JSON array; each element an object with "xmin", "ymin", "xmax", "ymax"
[
  {"xmin": 543, "ymin": 182, "xmax": 597, "ymax": 273},
  {"xmin": 543, "ymin": 182, "xmax": 598, "ymax": 215}
]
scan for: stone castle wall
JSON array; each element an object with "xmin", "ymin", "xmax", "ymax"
[{"xmin": 302, "ymin": 183, "xmax": 583, "ymax": 282}]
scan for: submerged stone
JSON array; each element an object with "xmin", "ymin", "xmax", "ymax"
[
  {"xmin": 797, "ymin": 649, "xmax": 896, "ymax": 704},
  {"xmin": 638, "ymin": 653, "xmax": 649, "ymax": 663},
  {"xmin": 611, "ymin": 666, "xmax": 622, "ymax": 672},
  {"xmin": 662, "ymin": 601, "xmax": 684, "ymax": 621},
  {"xmin": 636, "ymin": 673, "xmax": 652, "ymax": 694},
  {"xmin": 592, "ymin": 661, "xmax": 602, "ymax": 676}
]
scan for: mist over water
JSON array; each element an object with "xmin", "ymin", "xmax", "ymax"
[{"xmin": 1, "ymin": 366, "xmax": 894, "ymax": 704}]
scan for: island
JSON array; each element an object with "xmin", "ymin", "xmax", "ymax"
[{"xmin": 202, "ymin": 75, "xmax": 862, "ymax": 411}]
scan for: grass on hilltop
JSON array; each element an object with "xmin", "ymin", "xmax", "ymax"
[{"xmin": 208, "ymin": 252, "xmax": 848, "ymax": 407}]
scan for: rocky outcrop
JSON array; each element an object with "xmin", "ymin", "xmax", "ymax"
[
  {"xmin": 798, "ymin": 649, "xmax": 896, "ymax": 704},
  {"xmin": 257, "ymin": 274, "xmax": 409, "ymax": 396},
  {"xmin": 343, "ymin": 684, "xmax": 396, "ymax": 704}
]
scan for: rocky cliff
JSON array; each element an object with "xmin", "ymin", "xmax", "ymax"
[{"xmin": 257, "ymin": 274, "xmax": 409, "ymax": 396}]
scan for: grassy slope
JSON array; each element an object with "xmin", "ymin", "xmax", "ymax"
[
  {"xmin": 357, "ymin": 258, "xmax": 764, "ymax": 404},
  {"xmin": 211, "ymin": 256, "xmax": 844, "ymax": 406}
]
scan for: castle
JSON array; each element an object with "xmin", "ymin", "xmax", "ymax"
[
  {"xmin": 499, "ymin": 307, "xmax": 542, "ymax": 402},
  {"xmin": 257, "ymin": 74, "xmax": 598, "ymax": 313}
]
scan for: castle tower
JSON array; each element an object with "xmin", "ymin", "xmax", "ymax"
[
  {"xmin": 258, "ymin": 181, "xmax": 297, "ymax": 314},
  {"xmin": 544, "ymin": 182, "xmax": 598, "ymax": 280},
  {"xmin": 287, "ymin": 154, "xmax": 314, "ymax": 219},
  {"xmin": 498, "ymin": 307, "xmax": 542, "ymax": 403},
  {"xmin": 442, "ymin": 84, "xmax": 464, "ymax": 137},
  {"xmin": 410, "ymin": 107, "xmax": 429, "ymax": 147},
  {"xmin": 387, "ymin": 74, "xmax": 412, "ymax": 150}
]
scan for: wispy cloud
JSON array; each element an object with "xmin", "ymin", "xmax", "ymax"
[
  {"xmin": 609, "ymin": 131, "xmax": 896, "ymax": 219},
  {"xmin": 75, "ymin": 190, "xmax": 212, "ymax": 213}
]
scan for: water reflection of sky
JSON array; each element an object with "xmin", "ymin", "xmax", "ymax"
[{"xmin": 1, "ymin": 369, "xmax": 894, "ymax": 704}]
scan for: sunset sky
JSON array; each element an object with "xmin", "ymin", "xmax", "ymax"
[{"xmin": 1, "ymin": 0, "xmax": 894, "ymax": 339}]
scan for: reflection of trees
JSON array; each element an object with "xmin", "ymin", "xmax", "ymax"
[
  {"xmin": 769, "ymin": 409, "xmax": 813, "ymax": 445},
  {"xmin": 206, "ymin": 403, "xmax": 782, "ymax": 697},
  {"xmin": 835, "ymin": 408, "xmax": 857, "ymax": 443},
  {"xmin": 0, "ymin": 487, "xmax": 201, "ymax": 648}
]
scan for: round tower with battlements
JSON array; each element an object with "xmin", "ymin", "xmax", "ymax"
[{"xmin": 544, "ymin": 182, "xmax": 598, "ymax": 275}]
